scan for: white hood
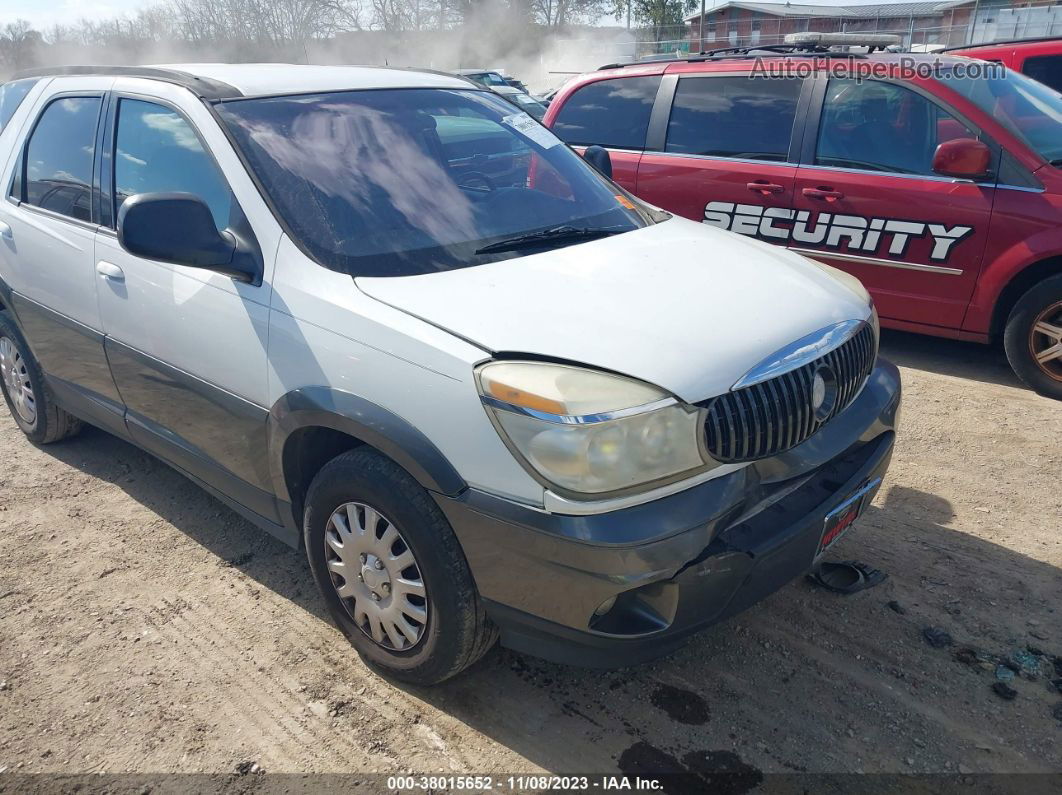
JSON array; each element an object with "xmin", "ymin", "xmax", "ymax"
[{"xmin": 356, "ymin": 216, "xmax": 872, "ymax": 403}]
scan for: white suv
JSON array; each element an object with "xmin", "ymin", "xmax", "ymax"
[{"xmin": 0, "ymin": 64, "xmax": 900, "ymax": 684}]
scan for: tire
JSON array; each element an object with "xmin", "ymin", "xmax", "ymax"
[
  {"xmin": 1003, "ymin": 274, "xmax": 1062, "ymax": 401},
  {"xmin": 303, "ymin": 447, "xmax": 497, "ymax": 685},
  {"xmin": 0, "ymin": 311, "xmax": 82, "ymax": 444}
]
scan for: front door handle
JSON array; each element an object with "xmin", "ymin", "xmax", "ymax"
[
  {"xmin": 747, "ymin": 181, "xmax": 785, "ymax": 195},
  {"xmin": 802, "ymin": 187, "xmax": 845, "ymax": 202},
  {"xmin": 0, "ymin": 221, "xmax": 12, "ymax": 240},
  {"xmin": 96, "ymin": 261, "xmax": 125, "ymax": 281}
]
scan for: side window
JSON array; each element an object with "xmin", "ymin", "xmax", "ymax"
[
  {"xmin": 816, "ymin": 79, "xmax": 977, "ymax": 176},
  {"xmin": 551, "ymin": 76, "xmax": 661, "ymax": 149},
  {"xmin": 1023, "ymin": 55, "xmax": 1062, "ymax": 94},
  {"xmin": 0, "ymin": 78, "xmax": 38, "ymax": 133},
  {"xmin": 23, "ymin": 96, "xmax": 101, "ymax": 223},
  {"xmin": 665, "ymin": 76, "xmax": 801, "ymax": 161},
  {"xmin": 114, "ymin": 98, "xmax": 233, "ymax": 231}
]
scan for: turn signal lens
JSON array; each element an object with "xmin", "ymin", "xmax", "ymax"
[
  {"xmin": 483, "ymin": 378, "xmax": 567, "ymax": 415},
  {"xmin": 478, "ymin": 361, "xmax": 664, "ymax": 417}
]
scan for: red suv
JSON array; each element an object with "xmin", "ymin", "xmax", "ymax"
[
  {"xmin": 947, "ymin": 36, "xmax": 1062, "ymax": 94},
  {"xmin": 543, "ymin": 49, "xmax": 1062, "ymax": 399}
]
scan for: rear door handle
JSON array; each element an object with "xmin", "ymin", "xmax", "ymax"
[
  {"xmin": 802, "ymin": 187, "xmax": 845, "ymax": 202},
  {"xmin": 96, "ymin": 261, "xmax": 125, "ymax": 281},
  {"xmin": 0, "ymin": 221, "xmax": 12, "ymax": 240},
  {"xmin": 747, "ymin": 181, "xmax": 785, "ymax": 195}
]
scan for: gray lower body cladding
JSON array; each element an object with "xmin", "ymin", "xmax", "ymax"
[{"xmin": 435, "ymin": 360, "xmax": 901, "ymax": 668}]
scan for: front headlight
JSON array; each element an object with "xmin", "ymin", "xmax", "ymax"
[{"xmin": 476, "ymin": 361, "xmax": 709, "ymax": 496}]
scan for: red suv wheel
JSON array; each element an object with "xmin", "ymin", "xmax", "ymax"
[{"xmin": 1004, "ymin": 275, "xmax": 1062, "ymax": 400}]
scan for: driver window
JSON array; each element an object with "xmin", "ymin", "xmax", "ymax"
[
  {"xmin": 816, "ymin": 79, "xmax": 977, "ymax": 176},
  {"xmin": 113, "ymin": 98, "xmax": 234, "ymax": 231}
]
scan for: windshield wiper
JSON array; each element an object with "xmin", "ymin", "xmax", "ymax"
[
  {"xmin": 475, "ymin": 225, "xmax": 625, "ymax": 255},
  {"xmin": 1051, "ymin": 159, "xmax": 1062, "ymax": 168}
]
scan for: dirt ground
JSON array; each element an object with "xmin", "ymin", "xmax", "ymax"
[{"xmin": 0, "ymin": 329, "xmax": 1060, "ymax": 788}]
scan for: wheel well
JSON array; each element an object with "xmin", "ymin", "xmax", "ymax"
[
  {"xmin": 282, "ymin": 427, "xmax": 366, "ymax": 529},
  {"xmin": 991, "ymin": 256, "xmax": 1062, "ymax": 340}
]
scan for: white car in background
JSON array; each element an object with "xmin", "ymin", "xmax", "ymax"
[{"xmin": 0, "ymin": 64, "xmax": 899, "ymax": 684}]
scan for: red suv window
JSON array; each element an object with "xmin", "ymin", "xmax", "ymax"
[
  {"xmin": 665, "ymin": 76, "xmax": 801, "ymax": 162},
  {"xmin": 816, "ymin": 78, "xmax": 976, "ymax": 175},
  {"xmin": 551, "ymin": 76, "xmax": 661, "ymax": 149},
  {"xmin": 1023, "ymin": 54, "xmax": 1062, "ymax": 93}
]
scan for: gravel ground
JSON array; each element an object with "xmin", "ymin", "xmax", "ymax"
[{"xmin": 0, "ymin": 330, "xmax": 1060, "ymax": 788}]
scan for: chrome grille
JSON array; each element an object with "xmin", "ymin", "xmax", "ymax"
[{"xmin": 704, "ymin": 324, "xmax": 877, "ymax": 463}]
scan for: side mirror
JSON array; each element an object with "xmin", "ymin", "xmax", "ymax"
[
  {"xmin": 582, "ymin": 145, "xmax": 613, "ymax": 180},
  {"xmin": 932, "ymin": 138, "xmax": 991, "ymax": 180},
  {"xmin": 117, "ymin": 193, "xmax": 255, "ymax": 282}
]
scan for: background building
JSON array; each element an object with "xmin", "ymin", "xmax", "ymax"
[{"xmin": 684, "ymin": 0, "xmax": 1062, "ymax": 51}]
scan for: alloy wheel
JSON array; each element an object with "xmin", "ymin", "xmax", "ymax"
[
  {"xmin": 0, "ymin": 335, "xmax": 36, "ymax": 426},
  {"xmin": 323, "ymin": 501, "xmax": 429, "ymax": 651},
  {"xmin": 1029, "ymin": 301, "xmax": 1062, "ymax": 382}
]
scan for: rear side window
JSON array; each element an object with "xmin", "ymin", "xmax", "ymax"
[
  {"xmin": 0, "ymin": 78, "xmax": 38, "ymax": 133},
  {"xmin": 1023, "ymin": 55, "xmax": 1062, "ymax": 94},
  {"xmin": 23, "ymin": 96, "xmax": 102, "ymax": 223},
  {"xmin": 113, "ymin": 98, "xmax": 233, "ymax": 231},
  {"xmin": 816, "ymin": 78, "xmax": 976, "ymax": 176},
  {"xmin": 665, "ymin": 76, "xmax": 801, "ymax": 161},
  {"xmin": 552, "ymin": 76, "xmax": 661, "ymax": 149}
]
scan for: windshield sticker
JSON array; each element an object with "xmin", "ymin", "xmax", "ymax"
[
  {"xmin": 502, "ymin": 113, "xmax": 560, "ymax": 149},
  {"xmin": 703, "ymin": 201, "xmax": 972, "ymax": 263}
]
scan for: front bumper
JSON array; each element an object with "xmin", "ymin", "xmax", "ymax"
[{"xmin": 435, "ymin": 360, "xmax": 902, "ymax": 668}]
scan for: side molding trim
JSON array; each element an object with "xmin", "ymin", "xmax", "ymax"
[{"xmin": 790, "ymin": 247, "xmax": 964, "ymax": 276}]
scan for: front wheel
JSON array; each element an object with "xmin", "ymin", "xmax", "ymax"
[
  {"xmin": 1003, "ymin": 274, "xmax": 1062, "ymax": 400},
  {"xmin": 303, "ymin": 448, "xmax": 497, "ymax": 684}
]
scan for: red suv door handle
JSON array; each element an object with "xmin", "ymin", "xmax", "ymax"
[
  {"xmin": 802, "ymin": 187, "xmax": 845, "ymax": 202},
  {"xmin": 747, "ymin": 181, "xmax": 785, "ymax": 195}
]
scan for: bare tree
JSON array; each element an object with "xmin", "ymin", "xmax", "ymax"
[
  {"xmin": 370, "ymin": 0, "xmax": 414, "ymax": 31},
  {"xmin": 2, "ymin": 0, "xmax": 564, "ymax": 74},
  {"xmin": 530, "ymin": 0, "xmax": 605, "ymax": 27},
  {"xmin": 0, "ymin": 20, "xmax": 43, "ymax": 72}
]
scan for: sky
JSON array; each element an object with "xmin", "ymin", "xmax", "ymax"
[
  {"xmin": 2, "ymin": 0, "xmax": 150, "ymax": 30},
  {"xmin": 1, "ymin": 0, "xmax": 933, "ymax": 31}
]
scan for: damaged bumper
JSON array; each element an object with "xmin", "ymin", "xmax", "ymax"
[{"xmin": 435, "ymin": 360, "xmax": 901, "ymax": 668}]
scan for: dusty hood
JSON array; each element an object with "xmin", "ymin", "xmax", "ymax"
[{"xmin": 356, "ymin": 216, "xmax": 872, "ymax": 402}]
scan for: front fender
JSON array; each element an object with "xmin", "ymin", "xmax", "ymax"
[
  {"xmin": 267, "ymin": 386, "xmax": 467, "ymax": 509},
  {"xmin": 964, "ymin": 216, "xmax": 1062, "ymax": 334}
]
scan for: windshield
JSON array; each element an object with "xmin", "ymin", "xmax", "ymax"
[
  {"xmin": 216, "ymin": 88, "xmax": 652, "ymax": 277},
  {"xmin": 941, "ymin": 67, "xmax": 1062, "ymax": 163}
]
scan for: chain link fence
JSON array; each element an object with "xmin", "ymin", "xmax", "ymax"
[{"xmin": 599, "ymin": 2, "xmax": 1062, "ymax": 61}]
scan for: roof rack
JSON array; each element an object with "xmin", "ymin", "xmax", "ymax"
[
  {"xmin": 598, "ymin": 43, "xmax": 865, "ymax": 70},
  {"xmin": 598, "ymin": 31, "xmax": 906, "ymax": 70},
  {"xmin": 11, "ymin": 65, "xmax": 242, "ymax": 100}
]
